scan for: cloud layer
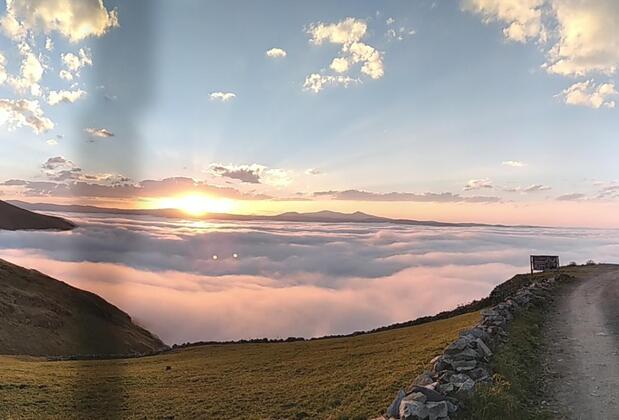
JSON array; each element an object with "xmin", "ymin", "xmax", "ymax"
[
  {"xmin": 3, "ymin": 214, "xmax": 617, "ymax": 344},
  {"xmin": 313, "ymin": 189, "xmax": 500, "ymax": 203}
]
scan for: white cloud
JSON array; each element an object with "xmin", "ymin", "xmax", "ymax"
[
  {"xmin": 348, "ymin": 41, "xmax": 384, "ymax": 79},
  {"xmin": 0, "ymin": 3, "xmax": 117, "ymax": 138},
  {"xmin": 265, "ymin": 48, "xmax": 287, "ymax": 58},
  {"xmin": 7, "ymin": 41, "xmax": 44, "ymax": 96},
  {"xmin": 41, "ymin": 155, "xmax": 75, "ymax": 171},
  {"xmin": 502, "ymin": 160, "xmax": 527, "ymax": 167},
  {"xmin": 313, "ymin": 189, "xmax": 500, "ymax": 203},
  {"xmin": 305, "ymin": 17, "xmax": 384, "ymax": 92},
  {"xmin": 0, "ymin": 98, "xmax": 53, "ymax": 134},
  {"xmin": 19, "ymin": 47, "xmax": 44, "ymax": 90},
  {"xmin": 62, "ymin": 48, "xmax": 92, "ymax": 73},
  {"xmin": 461, "ymin": 0, "xmax": 544, "ymax": 43},
  {"xmin": 39, "ymin": 156, "xmax": 127, "ymax": 184},
  {"xmin": 386, "ymin": 17, "xmax": 395, "ymax": 25},
  {"xmin": 556, "ymin": 192, "xmax": 586, "ymax": 201},
  {"xmin": 85, "ymin": 127, "xmax": 114, "ymax": 138},
  {"xmin": 209, "ymin": 92, "xmax": 236, "ymax": 102},
  {"xmin": 558, "ymin": 80, "xmax": 618, "ymax": 108},
  {"xmin": 524, "ymin": 184, "xmax": 551, "ymax": 192},
  {"xmin": 303, "ymin": 73, "xmax": 359, "ymax": 93},
  {"xmin": 46, "ymin": 138, "xmax": 58, "ymax": 145},
  {"xmin": 386, "ymin": 26, "xmax": 416, "ymax": 41},
  {"xmin": 546, "ymin": 0, "xmax": 619, "ymax": 77},
  {"xmin": 463, "ymin": 0, "xmax": 619, "ymax": 78},
  {"xmin": 308, "ymin": 17, "xmax": 368, "ymax": 46},
  {"xmin": 330, "ymin": 57, "xmax": 349, "ymax": 73},
  {"xmin": 464, "ymin": 178, "xmax": 493, "ymax": 191},
  {"xmin": 0, "ymin": 12, "xmax": 26, "ymax": 40},
  {"xmin": 305, "ymin": 168, "xmax": 322, "ymax": 175},
  {"xmin": 504, "ymin": 184, "xmax": 552, "ymax": 193},
  {"xmin": 596, "ymin": 182, "xmax": 619, "ymax": 199},
  {"xmin": 2, "ymin": 0, "xmax": 119, "ymax": 42},
  {"xmin": 47, "ymin": 89, "xmax": 86, "ymax": 105},
  {"xmin": 59, "ymin": 69, "xmax": 73, "ymax": 81},
  {"xmin": 0, "ymin": 53, "xmax": 7, "ymax": 85},
  {"xmin": 209, "ymin": 163, "xmax": 292, "ymax": 186},
  {"xmin": 260, "ymin": 168, "xmax": 293, "ymax": 187}
]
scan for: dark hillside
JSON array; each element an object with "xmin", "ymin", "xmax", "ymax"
[
  {"xmin": 0, "ymin": 200, "xmax": 74, "ymax": 231},
  {"xmin": 0, "ymin": 258, "xmax": 167, "ymax": 356}
]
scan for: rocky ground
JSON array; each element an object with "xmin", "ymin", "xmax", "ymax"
[{"xmin": 542, "ymin": 266, "xmax": 619, "ymax": 420}]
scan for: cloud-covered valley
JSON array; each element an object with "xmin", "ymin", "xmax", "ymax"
[{"xmin": 1, "ymin": 214, "xmax": 618, "ymax": 344}]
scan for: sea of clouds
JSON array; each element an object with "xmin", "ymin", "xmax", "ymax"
[{"xmin": 1, "ymin": 213, "xmax": 618, "ymax": 344}]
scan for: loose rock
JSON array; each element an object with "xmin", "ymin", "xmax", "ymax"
[
  {"xmin": 400, "ymin": 400, "xmax": 428, "ymax": 420},
  {"xmin": 386, "ymin": 389, "xmax": 406, "ymax": 418}
]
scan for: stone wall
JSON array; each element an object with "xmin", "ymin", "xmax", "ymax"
[{"xmin": 375, "ymin": 273, "xmax": 571, "ymax": 420}]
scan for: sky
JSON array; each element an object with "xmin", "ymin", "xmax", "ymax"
[{"xmin": 0, "ymin": 0, "xmax": 618, "ymax": 227}]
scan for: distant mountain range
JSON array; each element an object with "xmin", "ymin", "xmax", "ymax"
[
  {"xmin": 0, "ymin": 200, "xmax": 75, "ymax": 231},
  {"xmin": 7, "ymin": 200, "xmax": 535, "ymax": 228}
]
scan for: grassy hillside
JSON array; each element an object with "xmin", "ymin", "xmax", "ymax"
[
  {"xmin": 0, "ymin": 200, "xmax": 74, "ymax": 231},
  {"xmin": 0, "ymin": 259, "xmax": 166, "ymax": 356},
  {"xmin": 0, "ymin": 311, "xmax": 479, "ymax": 419}
]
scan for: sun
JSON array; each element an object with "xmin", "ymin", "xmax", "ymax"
[{"xmin": 156, "ymin": 195, "xmax": 237, "ymax": 216}]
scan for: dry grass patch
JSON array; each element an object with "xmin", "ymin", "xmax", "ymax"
[{"xmin": 0, "ymin": 311, "xmax": 479, "ymax": 419}]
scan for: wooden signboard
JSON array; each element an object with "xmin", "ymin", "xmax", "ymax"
[{"xmin": 530, "ymin": 255, "xmax": 560, "ymax": 274}]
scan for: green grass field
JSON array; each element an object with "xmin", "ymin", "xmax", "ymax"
[{"xmin": 0, "ymin": 311, "xmax": 479, "ymax": 419}]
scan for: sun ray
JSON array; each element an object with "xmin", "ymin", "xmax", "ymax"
[{"xmin": 154, "ymin": 195, "xmax": 237, "ymax": 216}]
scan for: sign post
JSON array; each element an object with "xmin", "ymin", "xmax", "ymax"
[{"xmin": 530, "ymin": 255, "xmax": 560, "ymax": 274}]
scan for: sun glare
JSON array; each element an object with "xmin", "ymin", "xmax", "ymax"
[{"xmin": 156, "ymin": 195, "xmax": 237, "ymax": 216}]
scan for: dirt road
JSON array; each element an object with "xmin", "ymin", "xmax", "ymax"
[{"xmin": 543, "ymin": 265, "xmax": 619, "ymax": 419}]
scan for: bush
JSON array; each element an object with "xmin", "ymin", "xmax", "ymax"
[
  {"xmin": 586, "ymin": 260, "xmax": 596, "ymax": 266},
  {"xmin": 568, "ymin": 261, "xmax": 577, "ymax": 267}
]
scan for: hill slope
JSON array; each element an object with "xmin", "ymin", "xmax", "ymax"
[
  {"xmin": 0, "ymin": 311, "xmax": 479, "ymax": 419},
  {"xmin": 0, "ymin": 258, "xmax": 166, "ymax": 356},
  {"xmin": 0, "ymin": 200, "xmax": 74, "ymax": 230}
]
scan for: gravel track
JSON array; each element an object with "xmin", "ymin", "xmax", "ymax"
[{"xmin": 543, "ymin": 267, "xmax": 619, "ymax": 420}]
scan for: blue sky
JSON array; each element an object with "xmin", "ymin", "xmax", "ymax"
[{"xmin": 0, "ymin": 0, "xmax": 618, "ymax": 226}]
